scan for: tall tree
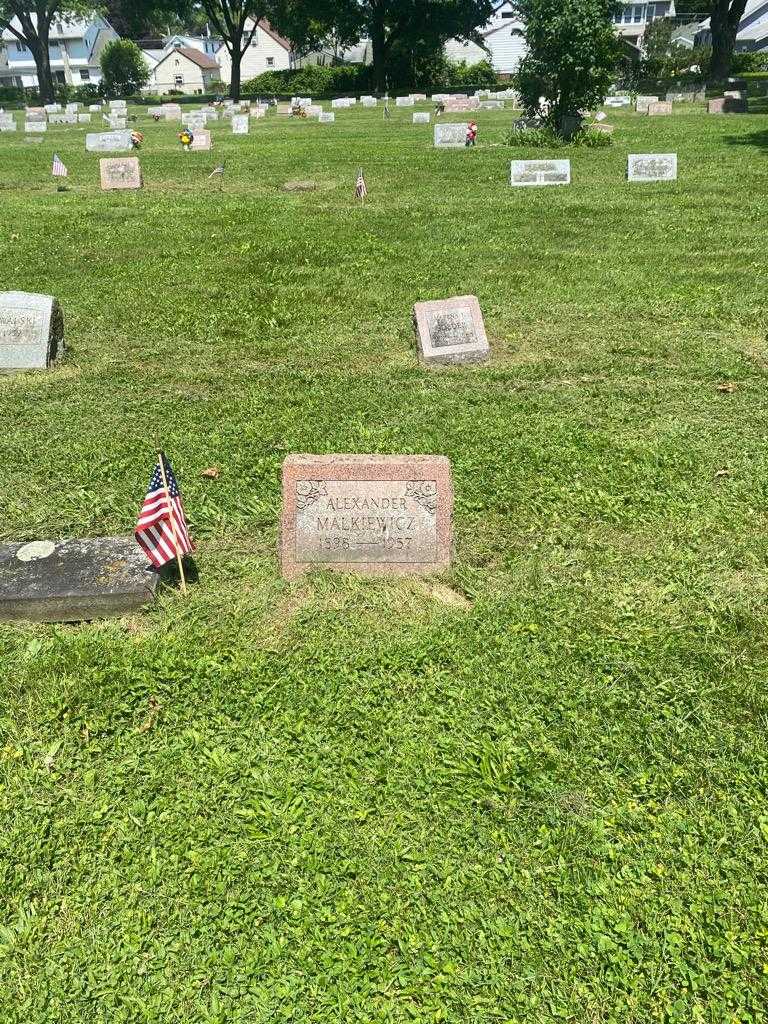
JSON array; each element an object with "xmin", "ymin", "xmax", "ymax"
[
  {"xmin": 275, "ymin": 0, "xmax": 494, "ymax": 93},
  {"xmin": 708, "ymin": 0, "xmax": 748, "ymax": 80},
  {"xmin": 198, "ymin": 0, "xmax": 269, "ymax": 99},
  {"xmin": 104, "ymin": 0, "xmax": 189, "ymax": 38},
  {"xmin": 0, "ymin": 0, "xmax": 97, "ymax": 102}
]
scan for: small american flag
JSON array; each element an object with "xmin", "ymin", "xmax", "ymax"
[
  {"xmin": 52, "ymin": 153, "xmax": 67, "ymax": 177},
  {"xmin": 135, "ymin": 453, "xmax": 194, "ymax": 568},
  {"xmin": 355, "ymin": 167, "xmax": 367, "ymax": 201}
]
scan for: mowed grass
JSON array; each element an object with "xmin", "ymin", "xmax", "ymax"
[{"xmin": 1, "ymin": 99, "xmax": 768, "ymax": 1023}]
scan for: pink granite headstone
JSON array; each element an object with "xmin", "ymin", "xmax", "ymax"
[
  {"xmin": 280, "ymin": 455, "xmax": 453, "ymax": 579},
  {"xmin": 648, "ymin": 101, "xmax": 673, "ymax": 116},
  {"xmin": 413, "ymin": 295, "xmax": 489, "ymax": 366}
]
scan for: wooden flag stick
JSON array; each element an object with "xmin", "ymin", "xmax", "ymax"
[{"xmin": 157, "ymin": 451, "xmax": 187, "ymax": 595}]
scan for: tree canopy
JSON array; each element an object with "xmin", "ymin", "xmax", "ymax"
[{"xmin": 513, "ymin": 0, "xmax": 622, "ymax": 135}]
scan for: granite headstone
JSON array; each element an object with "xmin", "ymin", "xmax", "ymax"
[{"xmin": 280, "ymin": 455, "xmax": 453, "ymax": 579}]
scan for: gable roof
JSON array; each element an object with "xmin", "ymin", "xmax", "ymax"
[
  {"xmin": 155, "ymin": 46, "xmax": 220, "ymax": 71},
  {"xmin": 259, "ymin": 20, "xmax": 291, "ymax": 51}
]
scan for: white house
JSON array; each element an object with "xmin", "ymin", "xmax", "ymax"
[
  {"xmin": 140, "ymin": 33, "xmax": 222, "ymax": 80},
  {"xmin": 216, "ymin": 20, "xmax": 291, "ymax": 85},
  {"xmin": 696, "ymin": 0, "xmax": 768, "ymax": 51},
  {"xmin": 0, "ymin": 14, "xmax": 118, "ymax": 87},
  {"xmin": 612, "ymin": 1, "xmax": 677, "ymax": 48},
  {"xmin": 445, "ymin": 0, "xmax": 679, "ymax": 75},
  {"xmin": 150, "ymin": 46, "xmax": 222, "ymax": 95},
  {"xmin": 445, "ymin": 2, "xmax": 528, "ymax": 76}
]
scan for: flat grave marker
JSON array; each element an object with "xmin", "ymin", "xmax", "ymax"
[
  {"xmin": 627, "ymin": 153, "xmax": 677, "ymax": 182},
  {"xmin": 434, "ymin": 122, "xmax": 467, "ymax": 148},
  {"xmin": 99, "ymin": 156, "xmax": 142, "ymax": 191},
  {"xmin": 86, "ymin": 130, "xmax": 133, "ymax": 153},
  {"xmin": 648, "ymin": 101, "xmax": 673, "ymax": 116},
  {"xmin": 510, "ymin": 159, "xmax": 571, "ymax": 186},
  {"xmin": 231, "ymin": 114, "xmax": 249, "ymax": 134},
  {"xmin": 413, "ymin": 295, "xmax": 490, "ymax": 366},
  {"xmin": 25, "ymin": 121, "xmax": 47, "ymax": 133},
  {"xmin": 318, "ymin": 112, "xmax": 335, "ymax": 123},
  {"xmin": 280, "ymin": 455, "xmax": 453, "ymax": 579},
  {"xmin": 413, "ymin": 112, "xmax": 431, "ymax": 123},
  {"xmin": 0, "ymin": 537, "xmax": 159, "ymax": 622}
]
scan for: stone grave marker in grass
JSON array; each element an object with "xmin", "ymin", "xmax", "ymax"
[
  {"xmin": 0, "ymin": 291, "xmax": 64, "ymax": 372},
  {"xmin": 413, "ymin": 295, "xmax": 489, "ymax": 367}
]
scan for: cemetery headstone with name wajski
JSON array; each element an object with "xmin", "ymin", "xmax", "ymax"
[{"xmin": 0, "ymin": 291, "xmax": 64, "ymax": 372}]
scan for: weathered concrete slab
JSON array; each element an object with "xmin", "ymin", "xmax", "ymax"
[{"xmin": 0, "ymin": 537, "xmax": 159, "ymax": 622}]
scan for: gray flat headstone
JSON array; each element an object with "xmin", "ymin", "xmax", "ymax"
[
  {"xmin": 318, "ymin": 112, "xmax": 335, "ymax": 123},
  {"xmin": 86, "ymin": 130, "xmax": 132, "ymax": 153},
  {"xmin": 280, "ymin": 455, "xmax": 453, "ymax": 579},
  {"xmin": 510, "ymin": 159, "xmax": 571, "ymax": 186},
  {"xmin": 0, "ymin": 536, "xmax": 159, "ymax": 622},
  {"xmin": 0, "ymin": 291, "xmax": 64, "ymax": 371},
  {"xmin": 434, "ymin": 122, "xmax": 467, "ymax": 148},
  {"xmin": 413, "ymin": 295, "xmax": 490, "ymax": 366},
  {"xmin": 25, "ymin": 121, "xmax": 47, "ymax": 133},
  {"xmin": 413, "ymin": 112, "xmax": 431, "ymax": 124},
  {"xmin": 231, "ymin": 114, "xmax": 249, "ymax": 134},
  {"xmin": 627, "ymin": 153, "xmax": 677, "ymax": 182}
]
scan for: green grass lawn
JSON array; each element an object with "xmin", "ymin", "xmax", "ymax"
[{"xmin": 1, "ymin": 100, "xmax": 768, "ymax": 1023}]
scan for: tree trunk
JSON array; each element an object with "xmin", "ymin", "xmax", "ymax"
[
  {"xmin": 370, "ymin": 12, "xmax": 387, "ymax": 93},
  {"xmin": 230, "ymin": 47, "xmax": 242, "ymax": 100},
  {"xmin": 709, "ymin": 0, "xmax": 747, "ymax": 82},
  {"xmin": 29, "ymin": 30, "xmax": 55, "ymax": 104}
]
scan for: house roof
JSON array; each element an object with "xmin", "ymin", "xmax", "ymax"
[
  {"xmin": 155, "ymin": 46, "xmax": 220, "ymax": 71},
  {"xmin": 737, "ymin": 18, "xmax": 768, "ymax": 39},
  {"xmin": 2, "ymin": 14, "xmax": 105, "ymax": 42},
  {"xmin": 259, "ymin": 20, "xmax": 291, "ymax": 51}
]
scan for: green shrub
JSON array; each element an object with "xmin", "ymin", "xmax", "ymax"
[
  {"xmin": 0, "ymin": 85, "xmax": 26, "ymax": 104},
  {"xmin": 504, "ymin": 123, "xmax": 612, "ymax": 148},
  {"xmin": 100, "ymin": 39, "xmax": 150, "ymax": 98},
  {"xmin": 450, "ymin": 59, "xmax": 499, "ymax": 88},
  {"xmin": 731, "ymin": 51, "xmax": 768, "ymax": 73},
  {"xmin": 243, "ymin": 64, "xmax": 369, "ymax": 97}
]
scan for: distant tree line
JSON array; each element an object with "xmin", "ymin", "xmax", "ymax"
[{"xmin": 0, "ymin": 0, "xmax": 755, "ymax": 105}]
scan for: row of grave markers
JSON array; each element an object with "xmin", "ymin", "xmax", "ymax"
[{"xmin": 0, "ymin": 288, "xmax": 495, "ymax": 618}]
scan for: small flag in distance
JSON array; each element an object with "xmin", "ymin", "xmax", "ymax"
[
  {"xmin": 355, "ymin": 167, "xmax": 367, "ymax": 201},
  {"xmin": 52, "ymin": 153, "xmax": 67, "ymax": 177}
]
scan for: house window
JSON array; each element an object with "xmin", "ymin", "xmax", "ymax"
[
  {"xmin": 633, "ymin": 5, "xmax": 643, "ymax": 21},
  {"xmin": 16, "ymin": 41, "xmax": 25, "ymax": 53},
  {"xmin": 174, "ymin": 74, "xmax": 184, "ymax": 86},
  {"xmin": 79, "ymin": 69, "xmax": 90, "ymax": 81},
  {"xmin": 501, "ymin": 10, "xmax": 513, "ymax": 16},
  {"xmin": 266, "ymin": 56, "xmax": 274, "ymax": 66}
]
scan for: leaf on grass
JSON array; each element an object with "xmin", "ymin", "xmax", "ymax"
[
  {"xmin": 717, "ymin": 382, "xmax": 737, "ymax": 393},
  {"xmin": 713, "ymin": 467, "xmax": 730, "ymax": 480},
  {"xmin": 200, "ymin": 466, "xmax": 220, "ymax": 479}
]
